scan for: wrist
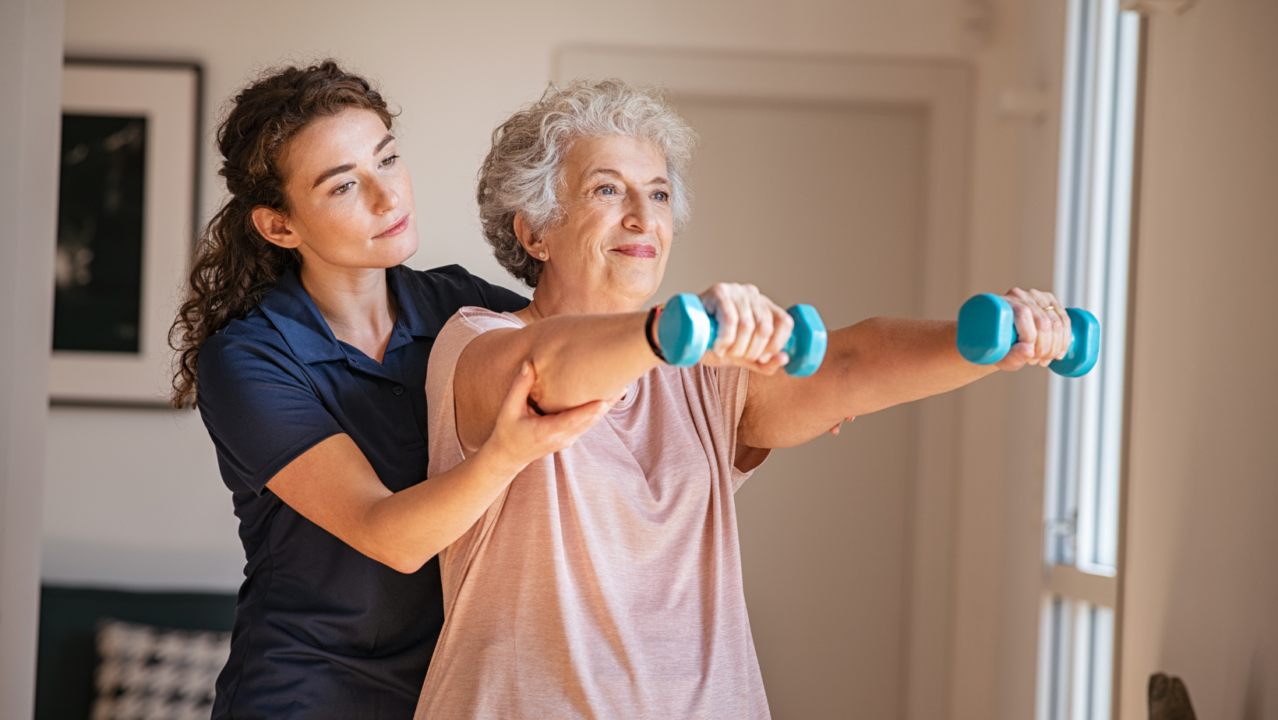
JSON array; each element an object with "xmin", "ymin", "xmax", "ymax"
[
  {"xmin": 471, "ymin": 439, "xmax": 530, "ymax": 480},
  {"xmin": 645, "ymin": 304, "xmax": 666, "ymax": 362}
]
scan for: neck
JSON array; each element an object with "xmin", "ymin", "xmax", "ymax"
[
  {"xmin": 298, "ymin": 261, "xmax": 397, "ymax": 360},
  {"xmin": 523, "ymin": 275, "xmax": 650, "ymax": 320}
]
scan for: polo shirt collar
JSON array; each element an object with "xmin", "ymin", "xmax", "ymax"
[
  {"xmin": 257, "ymin": 266, "xmax": 345, "ymax": 364},
  {"xmin": 385, "ymin": 265, "xmax": 441, "ymax": 339},
  {"xmin": 257, "ymin": 266, "xmax": 438, "ymax": 365}
]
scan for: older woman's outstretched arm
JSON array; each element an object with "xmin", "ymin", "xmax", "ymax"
[
  {"xmin": 737, "ymin": 288, "xmax": 1072, "ymax": 450},
  {"xmin": 452, "ymin": 285, "xmax": 790, "ymax": 456},
  {"xmin": 453, "ymin": 312, "xmax": 657, "ymax": 452}
]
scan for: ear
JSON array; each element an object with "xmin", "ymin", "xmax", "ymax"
[
  {"xmin": 513, "ymin": 211, "xmax": 545, "ymax": 259},
  {"xmin": 251, "ymin": 206, "xmax": 300, "ymax": 249}
]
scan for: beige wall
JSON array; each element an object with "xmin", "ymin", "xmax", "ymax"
[
  {"xmin": 50, "ymin": 0, "xmax": 974, "ymax": 589},
  {"xmin": 50, "ymin": 1, "xmax": 1077, "ymax": 718},
  {"xmin": 1119, "ymin": 0, "xmax": 1278, "ymax": 717},
  {"xmin": 1, "ymin": 0, "xmax": 63, "ymax": 716}
]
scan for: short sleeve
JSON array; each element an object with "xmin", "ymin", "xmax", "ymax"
[
  {"xmin": 197, "ymin": 334, "xmax": 344, "ymax": 495},
  {"xmin": 713, "ymin": 366, "xmax": 771, "ymax": 492},
  {"xmin": 424, "ymin": 307, "xmax": 523, "ymax": 478}
]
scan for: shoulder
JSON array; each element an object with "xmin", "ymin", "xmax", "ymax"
[
  {"xmin": 198, "ymin": 311, "xmax": 310, "ymax": 396},
  {"xmin": 398, "ymin": 264, "xmax": 528, "ymax": 315},
  {"xmin": 435, "ymin": 306, "xmax": 523, "ymax": 349}
]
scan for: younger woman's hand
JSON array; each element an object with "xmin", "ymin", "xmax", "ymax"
[
  {"xmin": 696, "ymin": 283, "xmax": 794, "ymax": 375},
  {"xmin": 482, "ymin": 362, "xmax": 614, "ymax": 470},
  {"xmin": 995, "ymin": 287, "xmax": 1073, "ymax": 371}
]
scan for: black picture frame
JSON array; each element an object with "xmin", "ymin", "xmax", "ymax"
[{"xmin": 51, "ymin": 58, "xmax": 203, "ymax": 408}]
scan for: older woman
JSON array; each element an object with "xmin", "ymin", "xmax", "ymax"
[{"xmin": 414, "ymin": 80, "xmax": 1071, "ymax": 719}]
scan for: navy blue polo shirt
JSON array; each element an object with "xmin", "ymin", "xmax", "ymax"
[{"xmin": 197, "ymin": 264, "xmax": 527, "ymax": 720}]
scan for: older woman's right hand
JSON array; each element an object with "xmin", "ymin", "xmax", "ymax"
[{"xmin": 697, "ymin": 283, "xmax": 795, "ymax": 375}]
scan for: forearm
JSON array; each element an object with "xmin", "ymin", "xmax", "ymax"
[
  {"xmin": 358, "ymin": 445, "xmax": 526, "ymax": 573},
  {"xmin": 518, "ymin": 311, "xmax": 661, "ymax": 413},
  {"xmin": 741, "ymin": 317, "xmax": 996, "ymax": 448},
  {"xmin": 824, "ymin": 317, "xmax": 995, "ymax": 415}
]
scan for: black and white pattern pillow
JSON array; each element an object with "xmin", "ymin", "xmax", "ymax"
[{"xmin": 93, "ymin": 618, "xmax": 231, "ymax": 720}]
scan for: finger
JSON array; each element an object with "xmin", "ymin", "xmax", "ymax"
[
  {"xmin": 529, "ymin": 400, "xmax": 612, "ymax": 455},
  {"xmin": 1019, "ymin": 301, "xmax": 1050, "ymax": 365},
  {"xmin": 829, "ymin": 422, "xmax": 841, "ymax": 435},
  {"xmin": 763, "ymin": 305, "xmax": 794, "ymax": 363},
  {"xmin": 1038, "ymin": 292, "xmax": 1068, "ymax": 361},
  {"xmin": 996, "ymin": 341, "xmax": 1034, "ymax": 371},
  {"xmin": 545, "ymin": 399, "xmax": 611, "ymax": 436},
  {"xmin": 727, "ymin": 288, "xmax": 757, "ymax": 359},
  {"xmin": 708, "ymin": 285, "xmax": 738, "ymax": 355},
  {"xmin": 1052, "ymin": 308, "xmax": 1067, "ymax": 364},
  {"xmin": 1013, "ymin": 302, "xmax": 1038, "ymax": 357},
  {"xmin": 1028, "ymin": 290, "xmax": 1061, "ymax": 365},
  {"xmin": 743, "ymin": 289, "xmax": 774, "ymax": 363},
  {"xmin": 1038, "ymin": 309, "xmax": 1056, "ymax": 366},
  {"xmin": 751, "ymin": 351, "xmax": 787, "ymax": 376},
  {"xmin": 1056, "ymin": 305, "xmax": 1072, "ymax": 360},
  {"xmin": 498, "ymin": 361, "xmax": 537, "ymax": 421}
]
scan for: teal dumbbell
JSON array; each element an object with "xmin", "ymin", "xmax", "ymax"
[
  {"xmin": 956, "ymin": 293, "xmax": 1099, "ymax": 377},
  {"xmin": 657, "ymin": 293, "xmax": 828, "ymax": 377}
]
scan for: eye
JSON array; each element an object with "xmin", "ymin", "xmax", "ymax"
[
  {"xmin": 380, "ymin": 153, "xmax": 399, "ymax": 167},
  {"xmin": 652, "ymin": 191, "xmax": 669, "ymax": 202},
  {"xmin": 597, "ymin": 185, "xmax": 617, "ymax": 196},
  {"xmin": 333, "ymin": 181, "xmax": 355, "ymax": 195}
]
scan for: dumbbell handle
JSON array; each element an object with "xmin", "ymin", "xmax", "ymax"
[
  {"xmin": 657, "ymin": 293, "xmax": 828, "ymax": 377},
  {"xmin": 956, "ymin": 293, "xmax": 1100, "ymax": 377}
]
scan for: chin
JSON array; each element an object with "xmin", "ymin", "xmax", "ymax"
[{"xmin": 379, "ymin": 233, "xmax": 420, "ymax": 267}]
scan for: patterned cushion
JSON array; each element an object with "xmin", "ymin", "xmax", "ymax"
[{"xmin": 92, "ymin": 618, "xmax": 231, "ymax": 720}]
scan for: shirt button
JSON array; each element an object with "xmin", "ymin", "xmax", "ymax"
[{"xmin": 392, "ymin": 385, "xmax": 405, "ymax": 396}]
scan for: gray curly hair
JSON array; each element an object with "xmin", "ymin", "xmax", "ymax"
[{"xmin": 477, "ymin": 79, "xmax": 699, "ymax": 287}]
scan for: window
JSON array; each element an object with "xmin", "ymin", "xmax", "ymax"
[{"xmin": 1036, "ymin": 1, "xmax": 1142, "ymax": 719}]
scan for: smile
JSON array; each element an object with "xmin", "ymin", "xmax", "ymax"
[
  {"xmin": 375, "ymin": 215, "xmax": 410, "ymax": 239},
  {"xmin": 610, "ymin": 244, "xmax": 657, "ymax": 258}
]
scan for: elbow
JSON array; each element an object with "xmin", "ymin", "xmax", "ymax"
[
  {"xmin": 388, "ymin": 558, "xmax": 429, "ymax": 575},
  {"xmin": 359, "ymin": 534, "xmax": 439, "ymax": 575},
  {"xmin": 378, "ymin": 549, "xmax": 435, "ymax": 575}
]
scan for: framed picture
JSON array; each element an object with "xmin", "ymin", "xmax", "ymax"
[{"xmin": 50, "ymin": 58, "xmax": 202, "ymax": 406}]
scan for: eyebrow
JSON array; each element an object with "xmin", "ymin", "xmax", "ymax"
[
  {"xmin": 311, "ymin": 134, "xmax": 397, "ymax": 189},
  {"xmin": 586, "ymin": 168, "xmax": 670, "ymax": 186}
]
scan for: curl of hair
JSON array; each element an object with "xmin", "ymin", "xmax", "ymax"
[
  {"xmin": 477, "ymin": 79, "xmax": 698, "ymax": 287},
  {"xmin": 168, "ymin": 60, "xmax": 396, "ymax": 408}
]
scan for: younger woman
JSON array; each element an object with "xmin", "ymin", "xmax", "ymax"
[{"xmin": 170, "ymin": 61, "xmax": 608, "ymax": 720}]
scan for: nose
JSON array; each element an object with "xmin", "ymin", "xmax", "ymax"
[
  {"xmin": 623, "ymin": 194, "xmax": 657, "ymax": 234},
  {"xmin": 369, "ymin": 176, "xmax": 400, "ymax": 214}
]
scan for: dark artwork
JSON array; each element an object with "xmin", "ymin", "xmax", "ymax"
[{"xmin": 54, "ymin": 114, "xmax": 147, "ymax": 353}]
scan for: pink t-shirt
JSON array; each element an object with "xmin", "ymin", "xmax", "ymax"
[{"xmin": 414, "ymin": 307, "xmax": 771, "ymax": 720}]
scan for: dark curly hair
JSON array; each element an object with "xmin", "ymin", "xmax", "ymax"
[{"xmin": 168, "ymin": 60, "xmax": 396, "ymax": 407}]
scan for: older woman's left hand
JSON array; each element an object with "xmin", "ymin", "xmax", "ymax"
[
  {"xmin": 696, "ymin": 283, "xmax": 795, "ymax": 375},
  {"xmin": 995, "ymin": 287, "xmax": 1073, "ymax": 371}
]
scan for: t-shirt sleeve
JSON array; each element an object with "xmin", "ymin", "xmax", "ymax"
[
  {"xmin": 197, "ymin": 334, "xmax": 344, "ymax": 495},
  {"xmin": 424, "ymin": 307, "xmax": 524, "ymax": 478},
  {"xmin": 713, "ymin": 366, "xmax": 772, "ymax": 493}
]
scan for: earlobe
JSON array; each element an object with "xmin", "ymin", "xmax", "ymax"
[{"xmin": 513, "ymin": 211, "xmax": 545, "ymax": 260}]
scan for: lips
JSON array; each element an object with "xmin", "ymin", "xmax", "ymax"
[
  {"xmin": 375, "ymin": 215, "xmax": 410, "ymax": 239},
  {"xmin": 611, "ymin": 244, "xmax": 657, "ymax": 258}
]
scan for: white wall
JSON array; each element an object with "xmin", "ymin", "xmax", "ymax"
[
  {"xmin": 1, "ymin": 0, "xmax": 63, "ymax": 716},
  {"xmin": 1119, "ymin": 0, "xmax": 1278, "ymax": 717},
  {"xmin": 53, "ymin": 1, "xmax": 1072, "ymax": 718}
]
